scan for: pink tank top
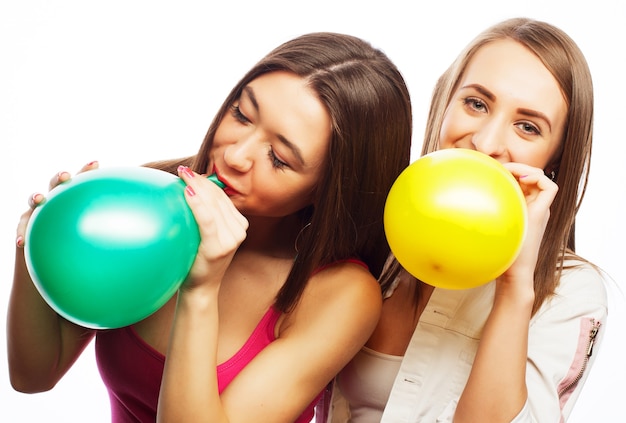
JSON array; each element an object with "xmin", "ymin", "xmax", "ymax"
[
  {"xmin": 96, "ymin": 306, "xmax": 319, "ymax": 422},
  {"xmin": 96, "ymin": 258, "xmax": 367, "ymax": 422}
]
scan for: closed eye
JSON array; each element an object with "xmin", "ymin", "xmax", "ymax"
[
  {"xmin": 268, "ymin": 146, "xmax": 288, "ymax": 170},
  {"xmin": 230, "ymin": 104, "xmax": 251, "ymax": 124}
]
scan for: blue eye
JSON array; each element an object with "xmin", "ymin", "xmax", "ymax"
[
  {"xmin": 268, "ymin": 147, "xmax": 288, "ymax": 169},
  {"xmin": 516, "ymin": 122, "xmax": 541, "ymax": 136},
  {"xmin": 463, "ymin": 97, "xmax": 487, "ymax": 113}
]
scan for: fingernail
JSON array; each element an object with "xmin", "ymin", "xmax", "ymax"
[
  {"xmin": 185, "ymin": 186, "xmax": 196, "ymax": 196},
  {"xmin": 87, "ymin": 161, "xmax": 98, "ymax": 167},
  {"xmin": 29, "ymin": 193, "xmax": 42, "ymax": 208},
  {"xmin": 178, "ymin": 165, "xmax": 195, "ymax": 178},
  {"xmin": 16, "ymin": 236, "xmax": 24, "ymax": 248}
]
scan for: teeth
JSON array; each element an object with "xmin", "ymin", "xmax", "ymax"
[{"xmin": 207, "ymin": 173, "xmax": 226, "ymax": 189}]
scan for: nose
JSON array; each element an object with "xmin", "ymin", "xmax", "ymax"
[
  {"xmin": 223, "ymin": 136, "xmax": 254, "ymax": 173},
  {"xmin": 470, "ymin": 122, "xmax": 507, "ymax": 160}
]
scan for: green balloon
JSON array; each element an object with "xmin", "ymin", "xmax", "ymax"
[{"xmin": 25, "ymin": 167, "xmax": 201, "ymax": 329}]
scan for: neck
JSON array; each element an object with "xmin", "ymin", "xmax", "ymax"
[{"xmin": 240, "ymin": 214, "xmax": 301, "ymax": 259}]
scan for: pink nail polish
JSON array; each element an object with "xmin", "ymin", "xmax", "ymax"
[
  {"xmin": 178, "ymin": 166, "xmax": 195, "ymax": 178},
  {"xmin": 183, "ymin": 167, "xmax": 195, "ymax": 178},
  {"xmin": 16, "ymin": 236, "xmax": 24, "ymax": 248},
  {"xmin": 185, "ymin": 186, "xmax": 196, "ymax": 196}
]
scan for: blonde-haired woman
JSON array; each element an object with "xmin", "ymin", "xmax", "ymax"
[{"xmin": 325, "ymin": 18, "xmax": 608, "ymax": 422}]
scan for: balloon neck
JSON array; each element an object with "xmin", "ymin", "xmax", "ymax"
[{"xmin": 207, "ymin": 173, "xmax": 226, "ymax": 189}]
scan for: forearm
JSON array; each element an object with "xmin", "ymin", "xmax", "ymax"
[
  {"xmin": 455, "ymin": 281, "xmax": 534, "ymax": 422},
  {"xmin": 158, "ymin": 286, "xmax": 225, "ymax": 423},
  {"xmin": 7, "ymin": 247, "xmax": 94, "ymax": 392}
]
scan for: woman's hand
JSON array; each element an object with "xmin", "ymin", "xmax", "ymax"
[
  {"xmin": 499, "ymin": 162, "xmax": 558, "ymax": 291},
  {"xmin": 15, "ymin": 161, "xmax": 99, "ymax": 248},
  {"xmin": 177, "ymin": 166, "xmax": 248, "ymax": 291}
]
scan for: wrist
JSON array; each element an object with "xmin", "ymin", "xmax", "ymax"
[
  {"xmin": 177, "ymin": 283, "xmax": 219, "ymax": 311},
  {"xmin": 494, "ymin": 274, "xmax": 535, "ymax": 310}
]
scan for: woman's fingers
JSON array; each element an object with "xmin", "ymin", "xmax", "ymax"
[
  {"xmin": 47, "ymin": 171, "xmax": 71, "ymax": 191},
  {"xmin": 78, "ymin": 160, "xmax": 99, "ymax": 173},
  {"xmin": 46, "ymin": 161, "xmax": 98, "ymax": 191},
  {"xmin": 498, "ymin": 162, "xmax": 559, "ymax": 283},
  {"xmin": 181, "ymin": 167, "xmax": 248, "ymax": 250},
  {"xmin": 27, "ymin": 193, "xmax": 44, "ymax": 209},
  {"xmin": 18, "ymin": 161, "xmax": 100, "ymax": 248},
  {"xmin": 503, "ymin": 162, "xmax": 558, "ymax": 208},
  {"xmin": 177, "ymin": 166, "xmax": 248, "ymax": 284}
]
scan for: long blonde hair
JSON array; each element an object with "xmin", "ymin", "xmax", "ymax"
[{"xmin": 384, "ymin": 18, "xmax": 594, "ymax": 314}]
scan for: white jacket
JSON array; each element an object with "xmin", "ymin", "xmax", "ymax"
[{"xmin": 324, "ymin": 261, "xmax": 608, "ymax": 422}]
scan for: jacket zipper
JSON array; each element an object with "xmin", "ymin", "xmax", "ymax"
[{"xmin": 558, "ymin": 318, "xmax": 600, "ymax": 398}]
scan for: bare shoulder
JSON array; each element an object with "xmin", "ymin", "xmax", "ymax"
[
  {"xmin": 305, "ymin": 260, "xmax": 382, "ymax": 309},
  {"xmin": 281, "ymin": 261, "xmax": 382, "ymax": 338}
]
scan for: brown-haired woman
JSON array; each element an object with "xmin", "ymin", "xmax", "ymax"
[{"xmin": 8, "ymin": 32, "xmax": 412, "ymax": 422}]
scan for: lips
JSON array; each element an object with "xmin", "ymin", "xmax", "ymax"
[
  {"xmin": 223, "ymin": 187, "xmax": 239, "ymax": 196},
  {"xmin": 212, "ymin": 166, "xmax": 240, "ymax": 196}
]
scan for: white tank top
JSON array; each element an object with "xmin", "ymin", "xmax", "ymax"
[{"xmin": 335, "ymin": 346, "xmax": 402, "ymax": 422}]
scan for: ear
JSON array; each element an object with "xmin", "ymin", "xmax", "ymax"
[
  {"xmin": 544, "ymin": 153, "xmax": 561, "ymax": 181},
  {"xmin": 544, "ymin": 169, "xmax": 557, "ymax": 181},
  {"xmin": 544, "ymin": 161, "xmax": 559, "ymax": 181}
]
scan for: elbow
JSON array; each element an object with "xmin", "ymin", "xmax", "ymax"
[
  {"xmin": 9, "ymin": 367, "xmax": 59, "ymax": 394},
  {"xmin": 10, "ymin": 378, "xmax": 57, "ymax": 394}
]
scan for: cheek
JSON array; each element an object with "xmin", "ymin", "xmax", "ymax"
[
  {"xmin": 213, "ymin": 116, "xmax": 247, "ymax": 147},
  {"xmin": 278, "ymin": 181, "xmax": 316, "ymax": 210},
  {"xmin": 248, "ymin": 180, "xmax": 316, "ymax": 217},
  {"xmin": 438, "ymin": 109, "xmax": 462, "ymax": 149},
  {"xmin": 510, "ymin": 147, "xmax": 554, "ymax": 170},
  {"xmin": 212, "ymin": 121, "xmax": 232, "ymax": 148}
]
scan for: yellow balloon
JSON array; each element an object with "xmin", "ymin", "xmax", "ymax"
[{"xmin": 384, "ymin": 149, "xmax": 527, "ymax": 290}]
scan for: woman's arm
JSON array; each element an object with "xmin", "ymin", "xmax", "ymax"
[
  {"xmin": 7, "ymin": 245, "xmax": 95, "ymax": 392},
  {"xmin": 157, "ymin": 166, "xmax": 246, "ymax": 422},
  {"xmin": 156, "ymin": 164, "xmax": 382, "ymax": 423},
  {"xmin": 7, "ymin": 165, "xmax": 98, "ymax": 392},
  {"xmin": 454, "ymin": 164, "xmax": 558, "ymax": 422},
  {"xmin": 524, "ymin": 263, "xmax": 607, "ymax": 421},
  {"xmin": 159, "ymin": 261, "xmax": 381, "ymax": 423}
]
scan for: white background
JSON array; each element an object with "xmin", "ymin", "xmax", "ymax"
[{"xmin": 1, "ymin": 1, "xmax": 624, "ymax": 421}]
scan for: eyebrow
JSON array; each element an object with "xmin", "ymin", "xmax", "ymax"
[
  {"xmin": 461, "ymin": 83, "xmax": 553, "ymax": 132},
  {"xmin": 517, "ymin": 108, "xmax": 553, "ymax": 133},
  {"xmin": 242, "ymin": 86, "xmax": 306, "ymax": 166}
]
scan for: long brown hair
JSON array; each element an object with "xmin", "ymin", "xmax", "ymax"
[
  {"xmin": 147, "ymin": 33, "xmax": 412, "ymax": 312},
  {"xmin": 383, "ymin": 18, "xmax": 594, "ymax": 314}
]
